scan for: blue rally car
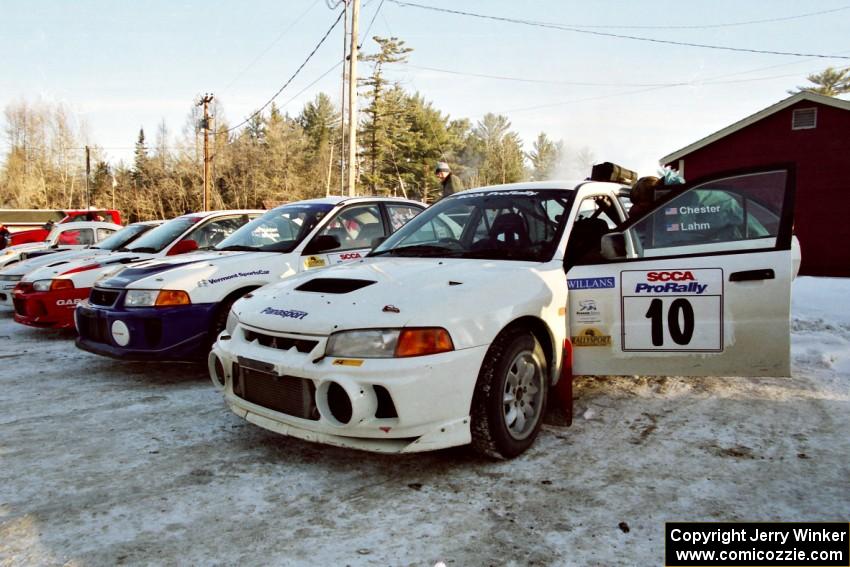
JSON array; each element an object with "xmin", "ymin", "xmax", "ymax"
[{"xmin": 74, "ymin": 196, "xmax": 424, "ymax": 361}]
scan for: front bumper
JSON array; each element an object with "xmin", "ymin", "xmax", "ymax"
[
  {"xmin": 13, "ymin": 285, "xmax": 89, "ymax": 329},
  {"xmin": 75, "ymin": 292, "xmax": 219, "ymax": 361},
  {"xmin": 211, "ymin": 323, "xmax": 490, "ymax": 453}
]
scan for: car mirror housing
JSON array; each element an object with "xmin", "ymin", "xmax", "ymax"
[
  {"xmin": 303, "ymin": 234, "xmax": 341, "ymax": 255},
  {"xmin": 168, "ymin": 239, "xmax": 199, "ymax": 256},
  {"xmin": 600, "ymin": 232, "xmax": 626, "ymax": 260}
]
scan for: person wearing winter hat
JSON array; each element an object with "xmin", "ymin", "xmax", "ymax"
[{"xmin": 435, "ymin": 161, "xmax": 463, "ymax": 200}]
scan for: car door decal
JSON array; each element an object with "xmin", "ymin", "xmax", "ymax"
[{"xmin": 620, "ymin": 268, "xmax": 724, "ymax": 352}]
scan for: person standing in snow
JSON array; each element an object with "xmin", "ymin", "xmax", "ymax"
[{"xmin": 435, "ymin": 161, "xmax": 463, "ymax": 200}]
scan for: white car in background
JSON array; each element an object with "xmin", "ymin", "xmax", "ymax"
[
  {"xmin": 74, "ymin": 197, "xmax": 424, "ymax": 361},
  {"xmin": 12, "ymin": 211, "xmax": 261, "ymax": 329},
  {"xmin": 0, "ymin": 221, "xmax": 122, "ymax": 270},
  {"xmin": 0, "ymin": 221, "xmax": 161, "ymax": 308},
  {"xmin": 210, "ymin": 166, "xmax": 799, "ymax": 458}
]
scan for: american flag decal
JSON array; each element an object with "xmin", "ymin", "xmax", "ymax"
[{"xmin": 666, "ymin": 223, "xmax": 680, "ymax": 232}]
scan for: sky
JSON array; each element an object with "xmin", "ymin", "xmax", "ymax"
[{"xmin": 1, "ymin": 0, "xmax": 848, "ymax": 179}]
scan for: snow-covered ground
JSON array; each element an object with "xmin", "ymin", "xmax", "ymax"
[{"xmin": 0, "ymin": 276, "xmax": 848, "ymax": 566}]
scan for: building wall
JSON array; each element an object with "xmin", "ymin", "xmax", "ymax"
[{"xmin": 665, "ymin": 100, "xmax": 850, "ymax": 277}]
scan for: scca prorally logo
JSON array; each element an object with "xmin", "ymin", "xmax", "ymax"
[
  {"xmin": 339, "ymin": 252, "xmax": 362, "ymax": 260},
  {"xmin": 636, "ymin": 271, "xmax": 707, "ymax": 294},
  {"xmin": 260, "ymin": 307, "xmax": 308, "ymax": 320}
]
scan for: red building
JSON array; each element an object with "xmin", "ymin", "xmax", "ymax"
[{"xmin": 661, "ymin": 92, "xmax": 850, "ymax": 277}]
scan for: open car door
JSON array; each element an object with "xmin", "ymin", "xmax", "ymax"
[{"xmin": 567, "ymin": 165, "xmax": 796, "ymax": 377}]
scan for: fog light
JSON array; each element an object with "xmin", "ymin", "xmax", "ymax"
[
  {"xmin": 208, "ymin": 351, "xmax": 226, "ymax": 389},
  {"xmin": 111, "ymin": 320, "xmax": 130, "ymax": 346}
]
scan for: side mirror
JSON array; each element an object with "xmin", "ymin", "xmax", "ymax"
[
  {"xmin": 600, "ymin": 232, "xmax": 627, "ymax": 260},
  {"xmin": 371, "ymin": 236, "xmax": 387, "ymax": 249},
  {"xmin": 168, "ymin": 239, "xmax": 199, "ymax": 256},
  {"xmin": 302, "ymin": 234, "xmax": 341, "ymax": 255}
]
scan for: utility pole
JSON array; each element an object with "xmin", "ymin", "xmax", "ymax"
[
  {"xmin": 346, "ymin": 0, "xmax": 360, "ymax": 196},
  {"xmin": 198, "ymin": 93, "xmax": 214, "ymax": 211},
  {"xmin": 339, "ymin": 0, "xmax": 348, "ymax": 195},
  {"xmin": 84, "ymin": 145, "xmax": 91, "ymax": 209}
]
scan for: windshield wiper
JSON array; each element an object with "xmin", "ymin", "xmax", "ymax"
[
  {"xmin": 216, "ymin": 244, "xmax": 259, "ymax": 252},
  {"xmin": 126, "ymin": 246, "xmax": 157, "ymax": 253},
  {"xmin": 460, "ymin": 248, "xmax": 536, "ymax": 261},
  {"xmin": 372, "ymin": 244, "xmax": 461, "ymax": 257}
]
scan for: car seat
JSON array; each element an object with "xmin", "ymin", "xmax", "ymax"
[
  {"xmin": 565, "ymin": 217, "xmax": 609, "ymax": 266},
  {"xmin": 489, "ymin": 213, "xmax": 531, "ymax": 249}
]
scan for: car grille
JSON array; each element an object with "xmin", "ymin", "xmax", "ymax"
[
  {"xmin": 77, "ymin": 312, "xmax": 110, "ymax": 344},
  {"xmin": 234, "ymin": 358, "xmax": 318, "ymax": 421},
  {"xmin": 13, "ymin": 298, "xmax": 26, "ymax": 316},
  {"xmin": 90, "ymin": 288, "xmax": 121, "ymax": 307},
  {"xmin": 243, "ymin": 330, "xmax": 318, "ymax": 354}
]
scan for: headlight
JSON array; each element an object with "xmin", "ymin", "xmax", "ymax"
[
  {"xmin": 124, "ymin": 290, "xmax": 158, "ymax": 307},
  {"xmin": 32, "ymin": 279, "xmax": 52, "ymax": 291},
  {"xmin": 124, "ymin": 289, "xmax": 191, "ymax": 307},
  {"xmin": 225, "ymin": 310, "xmax": 239, "ymax": 335},
  {"xmin": 0, "ymin": 275, "xmax": 21, "ymax": 282},
  {"xmin": 326, "ymin": 329, "xmax": 400, "ymax": 358},
  {"xmin": 326, "ymin": 327, "xmax": 454, "ymax": 358}
]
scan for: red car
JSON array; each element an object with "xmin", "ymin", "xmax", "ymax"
[{"xmin": 0, "ymin": 209, "xmax": 122, "ymax": 248}]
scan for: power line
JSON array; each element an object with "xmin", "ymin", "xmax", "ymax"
[
  {"xmin": 223, "ymin": 7, "xmax": 347, "ymax": 134},
  {"xmin": 400, "ymin": 63, "xmax": 813, "ymax": 89},
  {"xmin": 221, "ymin": 0, "xmax": 322, "ymax": 95},
  {"xmin": 358, "ymin": 0, "xmax": 385, "ymax": 48},
  {"xmin": 387, "ymin": 0, "xmax": 850, "ymax": 60}
]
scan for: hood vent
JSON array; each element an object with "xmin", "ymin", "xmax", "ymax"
[{"xmin": 295, "ymin": 278, "xmax": 376, "ymax": 294}]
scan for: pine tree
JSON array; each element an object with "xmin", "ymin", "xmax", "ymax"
[
  {"xmin": 527, "ymin": 133, "xmax": 563, "ymax": 181},
  {"xmin": 791, "ymin": 66, "xmax": 850, "ymax": 96},
  {"xmin": 360, "ymin": 36, "xmax": 413, "ymax": 193},
  {"xmin": 132, "ymin": 128, "xmax": 149, "ymax": 187}
]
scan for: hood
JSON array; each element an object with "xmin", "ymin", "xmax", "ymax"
[
  {"xmin": 234, "ymin": 257, "xmax": 557, "ymax": 342},
  {"xmin": 0, "ymin": 248, "xmax": 109, "ymax": 277},
  {"xmin": 23, "ymin": 251, "xmax": 152, "ymax": 283},
  {"xmin": 109, "ymin": 250, "xmax": 279, "ymax": 290}
]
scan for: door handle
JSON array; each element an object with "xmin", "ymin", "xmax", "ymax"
[{"xmin": 729, "ymin": 269, "xmax": 775, "ymax": 282}]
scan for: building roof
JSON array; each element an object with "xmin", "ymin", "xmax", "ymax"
[{"xmin": 660, "ymin": 92, "xmax": 850, "ymax": 164}]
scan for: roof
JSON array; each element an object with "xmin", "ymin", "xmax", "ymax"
[
  {"xmin": 460, "ymin": 180, "xmax": 586, "ymax": 194},
  {"xmin": 660, "ymin": 92, "xmax": 850, "ymax": 164}
]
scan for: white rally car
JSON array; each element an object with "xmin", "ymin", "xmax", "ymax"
[
  {"xmin": 0, "ymin": 220, "xmax": 122, "ymax": 270},
  {"xmin": 74, "ymin": 197, "xmax": 424, "ymax": 360},
  {"xmin": 211, "ymin": 166, "xmax": 798, "ymax": 458},
  {"xmin": 0, "ymin": 221, "xmax": 161, "ymax": 308}
]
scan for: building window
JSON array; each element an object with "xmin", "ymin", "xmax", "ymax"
[{"xmin": 792, "ymin": 107, "xmax": 817, "ymax": 130}]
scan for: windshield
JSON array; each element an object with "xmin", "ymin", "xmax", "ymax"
[
  {"xmin": 92, "ymin": 224, "xmax": 153, "ymax": 251},
  {"xmin": 371, "ymin": 189, "xmax": 573, "ymax": 261},
  {"xmin": 124, "ymin": 216, "xmax": 201, "ymax": 253},
  {"xmin": 216, "ymin": 203, "xmax": 334, "ymax": 253}
]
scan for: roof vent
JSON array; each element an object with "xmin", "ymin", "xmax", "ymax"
[{"xmin": 792, "ymin": 107, "xmax": 817, "ymax": 130}]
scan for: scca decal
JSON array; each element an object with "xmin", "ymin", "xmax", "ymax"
[
  {"xmin": 339, "ymin": 252, "xmax": 361, "ymax": 260},
  {"xmin": 646, "ymin": 271, "xmax": 694, "ymax": 282}
]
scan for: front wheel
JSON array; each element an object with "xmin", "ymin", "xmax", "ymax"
[{"xmin": 471, "ymin": 329, "xmax": 548, "ymax": 459}]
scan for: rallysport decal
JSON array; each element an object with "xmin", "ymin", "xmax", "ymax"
[
  {"xmin": 304, "ymin": 256, "xmax": 326, "ymax": 269},
  {"xmin": 571, "ymin": 327, "xmax": 611, "ymax": 347},
  {"xmin": 260, "ymin": 307, "xmax": 308, "ymax": 320},
  {"xmin": 198, "ymin": 269, "xmax": 270, "ymax": 287},
  {"xmin": 620, "ymin": 268, "xmax": 723, "ymax": 352}
]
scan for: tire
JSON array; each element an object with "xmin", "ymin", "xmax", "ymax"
[
  {"xmin": 470, "ymin": 329, "xmax": 548, "ymax": 459},
  {"xmin": 208, "ymin": 294, "xmax": 241, "ymax": 349}
]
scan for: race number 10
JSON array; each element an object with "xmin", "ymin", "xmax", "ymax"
[{"xmin": 620, "ymin": 269, "xmax": 723, "ymax": 352}]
